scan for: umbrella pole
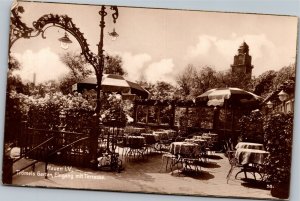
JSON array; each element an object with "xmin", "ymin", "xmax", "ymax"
[{"xmin": 224, "ymin": 100, "xmax": 227, "ymax": 138}]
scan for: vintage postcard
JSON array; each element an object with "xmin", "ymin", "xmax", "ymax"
[{"xmin": 2, "ymin": 0, "xmax": 298, "ymax": 200}]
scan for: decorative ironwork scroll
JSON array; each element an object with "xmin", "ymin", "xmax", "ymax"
[
  {"xmin": 9, "ymin": 6, "xmax": 35, "ymax": 49},
  {"xmin": 32, "ymin": 13, "xmax": 100, "ymax": 71},
  {"xmin": 9, "ymin": 5, "xmax": 119, "ymax": 74}
]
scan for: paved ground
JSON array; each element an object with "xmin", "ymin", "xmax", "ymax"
[{"xmin": 11, "ymin": 151, "xmax": 278, "ymax": 200}]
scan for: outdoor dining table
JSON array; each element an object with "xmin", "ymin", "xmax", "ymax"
[
  {"xmin": 235, "ymin": 142, "xmax": 265, "ymax": 150},
  {"xmin": 164, "ymin": 129, "xmax": 177, "ymax": 139},
  {"xmin": 203, "ymin": 133, "xmax": 218, "ymax": 142},
  {"xmin": 169, "ymin": 142, "xmax": 202, "ymax": 174},
  {"xmin": 153, "ymin": 131, "xmax": 169, "ymax": 140},
  {"xmin": 235, "ymin": 148, "xmax": 269, "ymax": 165},
  {"xmin": 124, "ymin": 127, "xmax": 146, "ymax": 135},
  {"xmin": 226, "ymin": 148, "xmax": 269, "ymax": 182},
  {"xmin": 124, "ymin": 136, "xmax": 146, "ymax": 158},
  {"xmin": 184, "ymin": 138, "xmax": 207, "ymax": 146},
  {"xmin": 192, "ymin": 135, "xmax": 204, "ymax": 140},
  {"xmin": 125, "ymin": 136, "xmax": 146, "ymax": 148},
  {"xmin": 141, "ymin": 133, "xmax": 159, "ymax": 145},
  {"xmin": 169, "ymin": 142, "xmax": 200, "ymax": 157}
]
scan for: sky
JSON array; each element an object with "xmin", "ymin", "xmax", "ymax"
[{"xmin": 11, "ymin": 1, "xmax": 298, "ymax": 85}]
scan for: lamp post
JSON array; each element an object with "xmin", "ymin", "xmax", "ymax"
[
  {"xmin": 56, "ymin": 5, "xmax": 119, "ymax": 114},
  {"xmin": 10, "ymin": 5, "xmax": 119, "ymax": 116},
  {"xmin": 9, "ymin": 4, "xmax": 120, "ymax": 170}
]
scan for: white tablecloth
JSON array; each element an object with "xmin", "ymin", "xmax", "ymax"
[
  {"xmin": 235, "ymin": 148, "xmax": 269, "ymax": 165},
  {"xmin": 169, "ymin": 142, "xmax": 200, "ymax": 156},
  {"xmin": 235, "ymin": 142, "xmax": 264, "ymax": 150}
]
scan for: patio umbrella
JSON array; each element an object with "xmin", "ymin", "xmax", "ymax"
[
  {"xmin": 195, "ymin": 87, "xmax": 262, "ymax": 133},
  {"xmin": 195, "ymin": 87, "xmax": 262, "ymax": 107},
  {"xmin": 74, "ymin": 74, "xmax": 150, "ymax": 99}
]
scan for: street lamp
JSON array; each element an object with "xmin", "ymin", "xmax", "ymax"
[
  {"xmin": 266, "ymin": 101, "xmax": 273, "ymax": 109},
  {"xmin": 278, "ymin": 90, "xmax": 288, "ymax": 113},
  {"xmin": 58, "ymin": 32, "xmax": 72, "ymax": 50},
  {"xmin": 9, "ymin": 4, "xmax": 120, "ymax": 170},
  {"xmin": 109, "ymin": 28, "xmax": 119, "ymax": 41},
  {"xmin": 55, "ymin": 5, "xmax": 119, "ymax": 114},
  {"xmin": 278, "ymin": 90, "xmax": 288, "ymax": 102}
]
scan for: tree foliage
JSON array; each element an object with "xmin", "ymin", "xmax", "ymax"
[
  {"xmin": 104, "ymin": 54, "xmax": 126, "ymax": 76},
  {"xmin": 176, "ymin": 64, "xmax": 254, "ymax": 100},
  {"xmin": 253, "ymin": 70, "xmax": 277, "ymax": 97},
  {"xmin": 7, "ymin": 56, "xmax": 25, "ymax": 93},
  {"xmin": 264, "ymin": 112, "xmax": 293, "ymax": 186},
  {"xmin": 139, "ymin": 81, "xmax": 177, "ymax": 100},
  {"xmin": 272, "ymin": 64, "xmax": 295, "ymax": 90},
  {"xmin": 192, "ymin": 66, "xmax": 219, "ymax": 96},
  {"xmin": 59, "ymin": 52, "xmax": 92, "ymax": 94},
  {"xmin": 239, "ymin": 109, "xmax": 264, "ymax": 143},
  {"xmin": 176, "ymin": 64, "xmax": 195, "ymax": 98},
  {"xmin": 253, "ymin": 63, "xmax": 295, "ymax": 98}
]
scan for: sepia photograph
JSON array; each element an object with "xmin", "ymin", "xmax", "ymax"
[{"xmin": 2, "ymin": 0, "xmax": 298, "ymax": 200}]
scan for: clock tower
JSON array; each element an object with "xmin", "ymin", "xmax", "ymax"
[{"xmin": 231, "ymin": 41, "xmax": 253, "ymax": 79}]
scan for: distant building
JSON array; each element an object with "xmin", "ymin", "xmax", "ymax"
[{"xmin": 231, "ymin": 42, "xmax": 254, "ymax": 80}]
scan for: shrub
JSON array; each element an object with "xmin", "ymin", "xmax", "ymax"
[
  {"xmin": 239, "ymin": 109, "xmax": 264, "ymax": 143},
  {"xmin": 6, "ymin": 91, "xmax": 130, "ymax": 135},
  {"xmin": 100, "ymin": 93, "xmax": 128, "ymax": 127},
  {"xmin": 264, "ymin": 112, "xmax": 293, "ymax": 191}
]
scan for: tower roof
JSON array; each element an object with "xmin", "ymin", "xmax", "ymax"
[{"xmin": 238, "ymin": 41, "xmax": 249, "ymax": 53}]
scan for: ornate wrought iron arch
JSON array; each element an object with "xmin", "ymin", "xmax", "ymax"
[
  {"xmin": 32, "ymin": 13, "xmax": 100, "ymax": 73},
  {"xmin": 10, "ymin": 5, "xmax": 118, "ymax": 76}
]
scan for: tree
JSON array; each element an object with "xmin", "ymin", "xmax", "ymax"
[
  {"xmin": 7, "ymin": 56, "xmax": 25, "ymax": 93},
  {"xmin": 8, "ymin": 55, "xmax": 21, "ymax": 72},
  {"xmin": 253, "ymin": 70, "xmax": 277, "ymax": 97},
  {"xmin": 215, "ymin": 70, "xmax": 231, "ymax": 88},
  {"xmin": 252, "ymin": 63, "xmax": 295, "ymax": 98},
  {"xmin": 104, "ymin": 54, "xmax": 126, "ymax": 76},
  {"xmin": 272, "ymin": 64, "xmax": 295, "ymax": 90},
  {"xmin": 59, "ymin": 52, "xmax": 92, "ymax": 94},
  {"xmin": 5, "ymin": 56, "xmax": 25, "ymax": 144},
  {"xmin": 60, "ymin": 52, "xmax": 92, "ymax": 79},
  {"xmin": 229, "ymin": 71, "xmax": 254, "ymax": 91},
  {"xmin": 177, "ymin": 65, "xmax": 220, "ymax": 99},
  {"xmin": 192, "ymin": 66, "xmax": 219, "ymax": 97},
  {"xmin": 176, "ymin": 64, "xmax": 196, "ymax": 98},
  {"xmin": 147, "ymin": 81, "xmax": 176, "ymax": 100}
]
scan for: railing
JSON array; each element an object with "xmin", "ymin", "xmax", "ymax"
[
  {"xmin": 12, "ymin": 136, "xmax": 55, "ymax": 176},
  {"xmin": 18, "ymin": 124, "xmax": 96, "ymax": 168}
]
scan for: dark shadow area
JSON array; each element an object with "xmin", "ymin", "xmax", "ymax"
[
  {"xmin": 171, "ymin": 170, "xmax": 215, "ymax": 180},
  {"xmin": 197, "ymin": 161, "xmax": 221, "ymax": 168},
  {"xmin": 204, "ymin": 155, "xmax": 223, "ymax": 160},
  {"xmin": 241, "ymin": 179, "xmax": 270, "ymax": 190}
]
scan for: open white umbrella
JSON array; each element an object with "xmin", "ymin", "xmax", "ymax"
[
  {"xmin": 195, "ymin": 87, "xmax": 262, "ymax": 133},
  {"xmin": 195, "ymin": 87, "xmax": 262, "ymax": 107},
  {"xmin": 74, "ymin": 74, "xmax": 150, "ymax": 99}
]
